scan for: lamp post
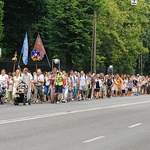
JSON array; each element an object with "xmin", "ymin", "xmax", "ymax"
[
  {"xmin": 52, "ymin": 59, "xmax": 60, "ymax": 71},
  {"xmin": 107, "ymin": 65, "xmax": 113, "ymax": 75},
  {"xmin": 12, "ymin": 52, "xmax": 17, "ymax": 73}
]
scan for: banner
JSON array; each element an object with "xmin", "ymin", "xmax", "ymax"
[
  {"xmin": 21, "ymin": 32, "xmax": 28, "ymax": 65},
  {"xmin": 33, "ymin": 34, "xmax": 46, "ymax": 59}
]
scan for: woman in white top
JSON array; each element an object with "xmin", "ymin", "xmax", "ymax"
[
  {"xmin": 12, "ymin": 69, "xmax": 22, "ymax": 104},
  {"xmin": 0, "ymin": 69, "xmax": 8, "ymax": 86},
  {"xmin": 0, "ymin": 69, "xmax": 8, "ymax": 103}
]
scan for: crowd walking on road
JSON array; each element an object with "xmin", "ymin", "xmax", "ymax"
[{"xmin": 0, "ymin": 67, "xmax": 150, "ymax": 105}]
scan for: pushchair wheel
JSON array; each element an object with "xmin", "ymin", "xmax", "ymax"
[
  {"xmin": 14, "ymin": 102, "xmax": 19, "ymax": 105},
  {"xmin": 28, "ymin": 99, "xmax": 31, "ymax": 105},
  {"xmin": 23, "ymin": 99, "xmax": 26, "ymax": 105}
]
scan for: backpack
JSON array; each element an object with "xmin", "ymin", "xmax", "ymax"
[
  {"xmin": 107, "ymin": 78, "xmax": 112, "ymax": 86},
  {"xmin": 63, "ymin": 78, "xmax": 66, "ymax": 87}
]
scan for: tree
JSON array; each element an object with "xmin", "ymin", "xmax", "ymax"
[
  {"xmin": 2, "ymin": 0, "xmax": 50, "ymax": 56},
  {"xmin": 97, "ymin": 0, "xmax": 149, "ymax": 74},
  {"xmin": 48, "ymin": 0, "xmax": 106, "ymax": 71},
  {"xmin": 0, "ymin": 1, "xmax": 4, "ymax": 47}
]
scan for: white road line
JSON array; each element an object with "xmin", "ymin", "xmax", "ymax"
[
  {"xmin": 128, "ymin": 123, "xmax": 142, "ymax": 129},
  {"xmin": 0, "ymin": 100, "xmax": 150, "ymax": 125},
  {"xmin": 83, "ymin": 136, "xmax": 105, "ymax": 143}
]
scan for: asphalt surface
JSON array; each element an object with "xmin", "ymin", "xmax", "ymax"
[{"xmin": 0, "ymin": 95, "xmax": 150, "ymax": 150}]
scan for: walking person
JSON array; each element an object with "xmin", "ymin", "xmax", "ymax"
[
  {"xmin": 32, "ymin": 69, "xmax": 44, "ymax": 104},
  {"xmin": 78, "ymin": 71, "xmax": 87, "ymax": 101},
  {"xmin": 94, "ymin": 74, "xmax": 101, "ymax": 99},
  {"xmin": 12, "ymin": 69, "xmax": 22, "ymax": 104},
  {"xmin": 50, "ymin": 67, "xmax": 57, "ymax": 103},
  {"xmin": 43, "ymin": 72, "xmax": 51, "ymax": 102},
  {"xmin": 68, "ymin": 71, "xmax": 74, "ymax": 101},
  {"xmin": 62, "ymin": 73, "xmax": 69, "ymax": 103},
  {"xmin": 54, "ymin": 71, "xmax": 63, "ymax": 103},
  {"xmin": 99, "ymin": 73, "xmax": 105, "ymax": 98},
  {"xmin": 86, "ymin": 72, "xmax": 92, "ymax": 100},
  {"xmin": 106, "ymin": 74, "xmax": 113, "ymax": 98},
  {"xmin": 7, "ymin": 72, "xmax": 13, "ymax": 102},
  {"xmin": 114, "ymin": 74, "xmax": 122, "ymax": 96},
  {"xmin": 0, "ymin": 69, "xmax": 8, "ymax": 103},
  {"xmin": 22, "ymin": 68, "xmax": 32, "ymax": 102},
  {"xmin": 127, "ymin": 76, "xmax": 133, "ymax": 96}
]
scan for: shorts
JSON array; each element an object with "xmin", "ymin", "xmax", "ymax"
[
  {"xmin": 94, "ymin": 88, "xmax": 100, "ymax": 92},
  {"xmin": 44, "ymin": 86, "xmax": 50, "ymax": 95},
  {"xmin": 55, "ymin": 85, "xmax": 63, "ymax": 93},
  {"xmin": 100, "ymin": 86, "xmax": 105, "ymax": 92},
  {"xmin": 128, "ymin": 88, "xmax": 132, "ymax": 92},
  {"xmin": 79, "ymin": 85, "xmax": 86, "ymax": 94},
  {"xmin": 79, "ymin": 85, "xmax": 86, "ymax": 91},
  {"xmin": 122, "ymin": 90, "xmax": 126, "ymax": 94},
  {"xmin": 107, "ymin": 86, "xmax": 112, "ymax": 92},
  {"xmin": 115, "ymin": 86, "xmax": 122, "ymax": 92}
]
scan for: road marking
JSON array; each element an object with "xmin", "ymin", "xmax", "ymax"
[
  {"xmin": 0, "ymin": 100, "xmax": 150, "ymax": 125},
  {"xmin": 83, "ymin": 136, "xmax": 105, "ymax": 143},
  {"xmin": 128, "ymin": 123, "xmax": 142, "ymax": 129}
]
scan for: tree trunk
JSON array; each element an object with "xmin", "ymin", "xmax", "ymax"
[{"xmin": 66, "ymin": 53, "xmax": 73, "ymax": 72}]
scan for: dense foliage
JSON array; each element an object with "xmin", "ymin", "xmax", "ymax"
[
  {"xmin": 1, "ymin": 0, "xmax": 150, "ymax": 74},
  {"xmin": 0, "ymin": 1, "xmax": 3, "ymax": 47}
]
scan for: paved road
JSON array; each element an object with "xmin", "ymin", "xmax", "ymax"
[{"xmin": 0, "ymin": 95, "xmax": 150, "ymax": 150}]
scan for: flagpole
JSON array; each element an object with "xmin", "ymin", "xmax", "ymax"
[
  {"xmin": 45, "ymin": 53, "xmax": 51, "ymax": 68},
  {"xmin": 36, "ymin": 61, "xmax": 38, "ymax": 71},
  {"xmin": 17, "ymin": 53, "xmax": 22, "ymax": 69}
]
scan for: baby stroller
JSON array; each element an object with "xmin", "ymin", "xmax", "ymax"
[
  {"xmin": 14, "ymin": 82, "xmax": 31, "ymax": 105},
  {"xmin": 0, "ymin": 83, "xmax": 6, "ymax": 104}
]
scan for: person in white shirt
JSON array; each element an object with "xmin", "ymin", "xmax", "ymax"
[
  {"xmin": 22, "ymin": 68, "xmax": 32, "ymax": 101},
  {"xmin": 78, "ymin": 71, "xmax": 87, "ymax": 100},
  {"xmin": 33, "ymin": 69, "xmax": 44, "ymax": 103},
  {"xmin": 0, "ymin": 69, "xmax": 8, "ymax": 103}
]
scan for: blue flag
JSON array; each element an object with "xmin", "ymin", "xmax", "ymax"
[{"xmin": 21, "ymin": 32, "xmax": 28, "ymax": 65}]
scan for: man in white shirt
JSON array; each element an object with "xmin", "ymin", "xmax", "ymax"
[
  {"xmin": 22, "ymin": 68, "xmax": 32, "ymax": 101},
  {"xmin": 33, "ymin": 69, "xmax": 44, "ymax": 103}
]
